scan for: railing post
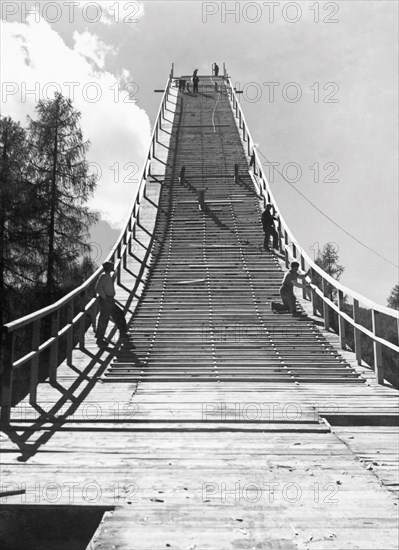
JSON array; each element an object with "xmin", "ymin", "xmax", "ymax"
[
  {"xmin": 123, "ymin": 232, "xmax": 128, "ymax": 271},
  {"xmin": 1, "ymin": 330, "xmax": 14, "ymax": 428},
  {"xmin": 300, "ymin": 256, "xmax": 307, "ymax": 299},
  {"xmin": 49, "ymin": 309, "xmax": 60, "ymax": 383},
  {"xmin": 129, "ymin": 226, "xmax": 135, "ymax": 256},
  {"xmin": 278, "ymin": 220, "xmax": 284, "ymax": 255},
  {"xmin": 352, "ymin": 299, "xmax": 362, "ymax": 365},
  {"xmin": 310, "ymin": 268, "xmax": 317, "ymax": 316},
  {"xmin": 284, "ymin": 248, "xmax": 289, "ymax": 269},
  {"xmin": 66, "ymin": 302, "xmax": 74, "ymax": 367},
  {"xmin": 79, "ymin": 291, "xmax": 87, "ymax": 351},
  {"xmin": 284, "ymin": 230, "xmax": 289, "ymax": 268},
  {"xmin": 91, "ymin": 290, "xmax": 99, "ymax": 335},
  {"xmin": 338, "ymin": 290, "xmax": 346, "ymax": 349},
  {"xmin": 30, "ymin": 320, "xmax": 40, "ymax": 405},
  {"xmin": 372, "ymin": 309, "xmax": 384, "ymax": 384},
  {"xmin": 322, "ymin": 278, "xmax": 330, "ymax": 330},
  {"xmin": 117, "ymin": 242, "xmax": 123, "ymax": 286}
]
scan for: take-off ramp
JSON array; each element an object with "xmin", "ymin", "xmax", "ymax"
[{"xmin": 1, "ymin": 67, "xmax": 398, "ymax": 550}]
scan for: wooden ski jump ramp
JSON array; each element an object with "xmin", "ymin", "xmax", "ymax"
[{"xmin": 1, "ymin": 71, "xmax": 398, "ymax": 550}]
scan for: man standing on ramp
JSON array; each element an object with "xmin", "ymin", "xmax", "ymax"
[{"xmin": 95, "ymin": 261, "xmax": 127, "ymax": 347}]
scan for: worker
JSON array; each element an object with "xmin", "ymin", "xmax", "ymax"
[{"xmin": 95, "ymin": 261, "xmax": 128, "ymax": 347}]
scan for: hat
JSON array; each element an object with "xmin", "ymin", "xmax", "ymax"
[{"xmin": 102, "ymin": 261, "xmax": 114, "ymax": 269}]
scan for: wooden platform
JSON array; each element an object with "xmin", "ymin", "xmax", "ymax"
[{"xmin": 1, "ymin": 77, "xmax": 398, "ymax": 550}]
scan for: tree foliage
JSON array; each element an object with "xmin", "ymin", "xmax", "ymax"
[
  {"xmin": 0, "ymin": 94, "xmax": 98, "ymax": 324},
  {"xmin": 27, "ymin": 93, "xmax": 98, "ymax": 300},
  {"xmin": 387, "ymin": 283, "xmax": 399, "ymax": 310},
  {"xmin": 314, "ymin": 242, "xmax": 344, "ymax": 302},
  {"xmin": 311, "ymin": 243, "xmax": 344, "ymax": 318},
  {"xmin": 315, "ymin": 242, "xmax": 345, "ymax": 280},
  {"xmin": 0, "ymin": 117, "xmax": 44, "ymax": 325}
]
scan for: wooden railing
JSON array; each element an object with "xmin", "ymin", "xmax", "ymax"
[
  {"xmin": 224, "ymin": 75, "xmax": 399, "ymax": 385},
  {"xmin": 0, "ymin": 68, "xmax": 175, "ymax": 427}
]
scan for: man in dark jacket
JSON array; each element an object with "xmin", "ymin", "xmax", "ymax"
[
  {"xmin": 193, "ymin": 75, "xmax": 199, "ymax": 94},
  {"xmin": 261, "ymin": 204, "xmax": 279, "ymax": 250}
]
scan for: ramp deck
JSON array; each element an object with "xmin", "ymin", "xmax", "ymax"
[{"xmin": 1, "ymin": 77, "xmax": 398, "ymax": 550}]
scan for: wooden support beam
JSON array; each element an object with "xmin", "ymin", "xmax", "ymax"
[
  {"xmin": 50, "ymin": 309, "xmax": 60, "ymax": 383},
  {"xmin": 322, "ymin": 278, "xmax": 330, "ymax": 330},
  {"xmin": 29, "ymin": 320, "xmax": 40, "ymax": 405},
  {"xmin": 0, "ymin": 331, "xmax": 14, "ymax": 428},
  {"xmin": 338, "ymin": 290, "xmax": 346, "ymax": 349},
  {"xmin": 79, "ymin": 292, "xmax": 87, "ymax": 351},
  {"xmin": 372, "ymin": 309, "xmax": 384, "ymax": 384},
  {"xmin": 66, "ymin": 302, "xmax": 74, "ymax": 367},
  {"xmin": 353, "ymin": 299, "xmax": 362, "ymax": 365},
  {"xmin": 300, "ymin": 256, "xmax": 307, "ymax": 299}
]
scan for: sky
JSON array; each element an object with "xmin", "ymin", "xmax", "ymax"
[{"xmin": 1, "ymin": 0, "xmax": 398, "ymax": 306}]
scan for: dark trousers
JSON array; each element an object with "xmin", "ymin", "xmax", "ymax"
[
  {"xmin": 280, "ymin": 286, "xmax": 297, "ymax": 314},
  {"xmin": 97, "ymin": 297, "xmax": 127, "ymax": 340},
  {"xmin": 263, "ymin": 226, "xmax": 279, "ymax": 249}
]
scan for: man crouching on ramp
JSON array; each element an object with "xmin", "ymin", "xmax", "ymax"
[{"xmin": 271, "ymin": 261, "xmax": 310, "ymax": 317}]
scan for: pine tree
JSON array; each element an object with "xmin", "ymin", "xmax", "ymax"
[
  {"xmin": 0, "ymin": 116, "xmax": 44, "ymax": 325},
  {"xmin": 315, "ymin": 243, "xmax": 344, "ymax": 280},
  {"xmin": 314, "ymin": 243, "xmax": 344, "ymax": 302},
  {"xmin": 387, "ymin": 284, "xmax": 399, "ymax": 310},
  {"xmin": 27, "ymin": 93, "xmax": 98, "ymax": 301}
]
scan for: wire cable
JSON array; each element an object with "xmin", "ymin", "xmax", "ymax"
[
  {"xmin": 209, "ymin": 76, "xmax": 221, "ymax": 133},
  {"xmin": 254, "ymin": 146, "xmax": 399, "ymax": 269}
]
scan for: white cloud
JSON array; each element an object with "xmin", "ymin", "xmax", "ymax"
[
  {"xmin": 1, "ymin": 16, "xmax": 151, "ymax": 229},
  {"xmin": 77, "ymin": 1, "xmax": 145, "ymax": 26},
  {"xmin": 73, "ymin": 30, "xmax": 114, "ymax": 69}
]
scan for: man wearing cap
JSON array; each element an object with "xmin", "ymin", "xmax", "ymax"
[{"xmin": 95, "ymin": 261, "xmax": 127, "ymax": 347}]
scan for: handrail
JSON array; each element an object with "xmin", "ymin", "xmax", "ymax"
[
  {"xmin": 0, "ymin": 68, "xmax": 175, "ymax": 426},
  {"xmin": 3, "ymin": 75, "xmax": 172, "ymax": 334},
  {"xmin": 224, "ymin": 75, "xmax": 399, "ymax": 385}
]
